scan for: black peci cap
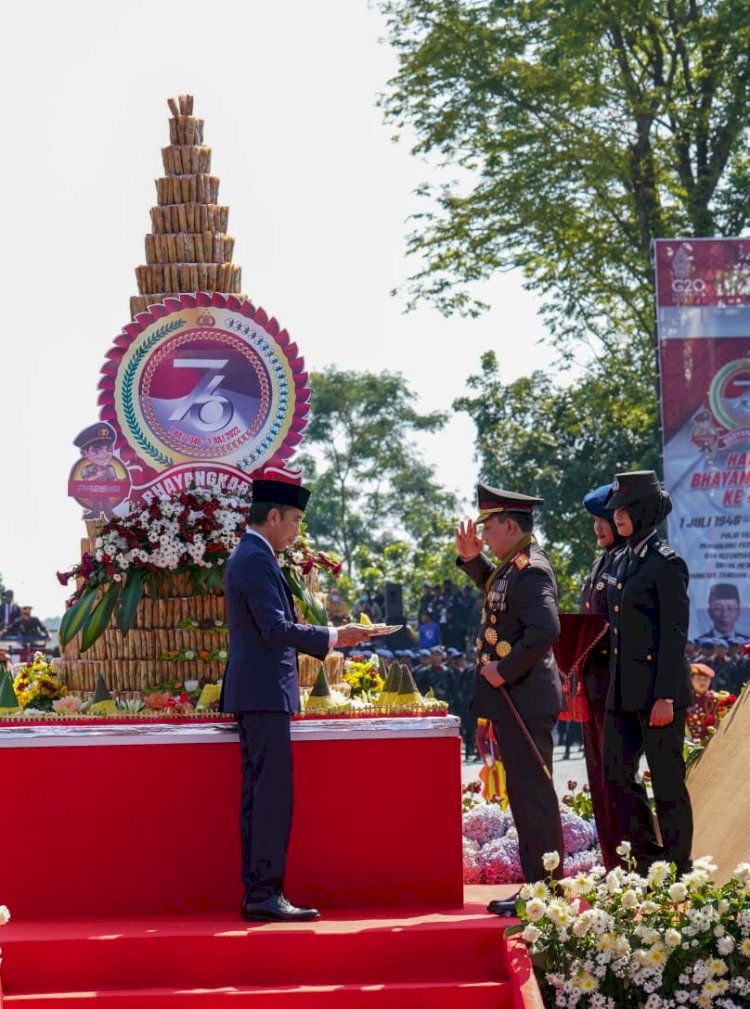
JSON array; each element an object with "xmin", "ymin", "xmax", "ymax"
[{"xmin": 252, "ymin": 478, "xmax": 311, "ymax": 511}]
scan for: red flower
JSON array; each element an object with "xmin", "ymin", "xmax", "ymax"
[
  {"xmin": 727, "ymin": 694, "xmax": 737, "ymax": 704},
  {"xmin": 705, "ymin": 714, "xmax": 717, "ymax": 726},
  {"xmin": 562, "ymin": 794, "xmax": 573, "ymax": 804},
  {"xmin": 56, "ymin": 571, "xmax": 72, "ymax": 586},
  {"xmin": 567, "ymin": 780, "xmax": 577, "ymax": 791},
  {"xmin": 642, "ymin": 770, "xmax": 652, "ymax": 781}
]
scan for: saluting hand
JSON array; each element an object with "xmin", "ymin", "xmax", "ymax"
[{"xmin": 455, "ymin": 519, "xmax": 483, "ymax": 560}]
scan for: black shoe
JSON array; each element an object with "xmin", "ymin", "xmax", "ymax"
[
  {"xmin": 241, "ymin": 893, "xmax": 320, "ymax": 922},
  {"xmin": 487, "ymin": 895, "xmax": 520, "ymax": 917}
]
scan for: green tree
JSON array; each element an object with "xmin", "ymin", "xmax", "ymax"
[
  {"xmin": 379, "ymin": 0, "xmax": 750, "ymax": 363},
  {"xmin": 296, "ymin": 367, "xmax": 458, "ymax": 584},
  {"xmin": 454, "ymin": 349, "xmax": 658, "ymax": 608}
]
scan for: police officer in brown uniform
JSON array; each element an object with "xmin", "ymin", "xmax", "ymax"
[
  {"xmin": 603, "ymin": 471, "xmax": 693, "ymax": 874},
  {"xmin": 456, "ymin": 484, "xmax": 564, "ymax": 913}
]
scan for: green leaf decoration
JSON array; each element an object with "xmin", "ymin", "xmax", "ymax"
[
  {"xmin": 80, "ymin": 581, "xmax": 122, "ymax": 653},
  {"xmin": 283, "ymin": 565, "xmax": 328, "ymax": 625},
  {"xmin": 58, "ymin": 589, "xmax": 99, "ymax": 647},
  {"xmin": 117, "ymin": 568, "xmax": 147, "ymax": 635}
]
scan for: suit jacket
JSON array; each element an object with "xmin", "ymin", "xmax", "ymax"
[
  {"xmin": 1, "ymin": 602, "xmax": 20, "ymax": 630},
  {"xmin": 220, "ymin": 533, "xmax": 331, "ymax": 713},
  {"xmin": 458, "ymin": 539, "xmax": 563, "ymax": 720},
  {"xmin": 607, "ymin": 533, "xmax": 691, "ymax": 712}
]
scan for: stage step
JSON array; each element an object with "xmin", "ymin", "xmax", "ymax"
[
  {"xmin": 3, "ymin": 979, "xmax": 514, "ymax": 1008},
  {"xmin": 0, "ymin": 890, "xmax": 527, "ymax": 1008}
]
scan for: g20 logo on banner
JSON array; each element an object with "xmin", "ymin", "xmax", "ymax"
[
  {"xmin": 671, "ymin": 278, "xmax": 706, "ymax": 294},
  {"xmin": 98, "ymin": 294, "xmax": 310, "ymax": 476}
]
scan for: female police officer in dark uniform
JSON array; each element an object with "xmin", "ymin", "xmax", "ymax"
[
  {"xmin": 603, "ymin": 471, "xmax": 693, "ymax": 875},
  {"xmin": 579, "ymin": 484, "xmax": 624, "ymax": 870}
]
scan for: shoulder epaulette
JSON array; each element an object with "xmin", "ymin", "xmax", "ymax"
[
  {"xmin": 513, "ymin": 552, "xmax": 531, "ymax": 571},
  {"xmin": 652, "ymin": 540, "xmax": 676, "ymax": 559}
]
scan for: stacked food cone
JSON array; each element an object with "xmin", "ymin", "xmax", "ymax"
[{"xmin": 130, "ymin": 94, "xmax": 246, "ymax": 318}]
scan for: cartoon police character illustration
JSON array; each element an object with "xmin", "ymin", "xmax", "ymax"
[
  {"xmin": 68, "ymin": 422, "xmax": 131, "ymax": 520},
  {"xmin": 77, "ymin": 424, "xmax": 118, "ymax": 482},
  {"xmin": 690, "ymin": 408, "xmax": 719, "ymax": 460}
]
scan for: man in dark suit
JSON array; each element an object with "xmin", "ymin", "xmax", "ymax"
[
  {"xmin": 0, "ymin": 590, "xmax": 20, "ymax": 633},
  {"xmin": 603, "ymin": 470, "xmax": 693, "ymax": 875},
  {"xmin": 222, "ymin": 478, "xmax": 372, "ymax": 923},
  {"xmin": 455, "ymin": 484, "xmax": 564, "ymax": 915}
]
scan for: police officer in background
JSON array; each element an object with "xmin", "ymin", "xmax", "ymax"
[
  {"xmin": 456, "ymin": 484, "xmax": 564, "ymax": 914},
  {"xmin": 603, "ymin": 471, "xmax": 693, "ymax": 875}
]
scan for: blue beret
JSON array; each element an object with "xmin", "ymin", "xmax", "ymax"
[
  {"xmin": 447, "ymin": 647, "xmax": 461, "ymax": 656},
  {"xmin": 419, "ymin": 648, "xmax": 431, "ymax": 657},
  {"xmin": 375, "ymin": 648, "xmax": 394, "ymax": 659},
  {"xmin": 583, "ymin": 483, "xmax": 615, "ymax": 519}
]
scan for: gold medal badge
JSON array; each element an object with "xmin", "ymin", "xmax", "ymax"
[
  {"xmin": 480, "ymin": 653, "xmax": 491, "ymax": 665},
  {"xmin": 484, "ymin": 627, "xmax": 498, "ymax": 646},
  {"xmin": 490, "ymin": 613, "xmax": 498, "ymax": 625},
  {"xmin": 496, "ymin": 640, "xmax": 512, "ymax": 658}
]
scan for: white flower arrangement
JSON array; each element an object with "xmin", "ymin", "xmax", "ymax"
[
  {"xmin": 58, "ymin": 486, "xmax": 252, "ymax": 652},
  {"xmin": 509, "ymin": 846, "xmax": 750, "ymax": 1009}
]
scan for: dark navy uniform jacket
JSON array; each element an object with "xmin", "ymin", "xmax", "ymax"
[
  {"xmin": 579, "ymin": 548, "xmax": 621, "ymax": 704},
  {"xmin": 221, "ymin": 532, "xmax": 330, "ymax": 713},
  {"xmin": 458, "ymin": 538, "xmax": 563, "ymax": 720},
  {"xmin": 607, "ymin": 532, "xmax": 691, "ymax": 712}
]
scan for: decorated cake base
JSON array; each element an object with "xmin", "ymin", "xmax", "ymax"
[{"xmin": 0, "ymin": 716, "xmax": 464, "ymax": 915}]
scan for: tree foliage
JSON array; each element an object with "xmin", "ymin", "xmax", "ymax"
[
  {"xmin": 379, "ymin": 0, "xmax": 750, "ymax": 360},
  {"xmin": 454, "ymin": 349, "xmax": 659, "ymax": 607},
  {"xmin": 296, "ymin": 367, "xmax": 458, "ymax": 585}
]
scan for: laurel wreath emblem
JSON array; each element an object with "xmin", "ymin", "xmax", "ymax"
[{"xmin": 121, "ymin": 319, "xmax": 186, "ymax": 466}]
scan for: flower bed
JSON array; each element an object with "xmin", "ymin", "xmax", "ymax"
[
  {"xmin": 462, "ymin": 783, "xmax": 601, "ymax": 885},
  {"xmin": 509, "ymin": 843, "xmax": 750, "ymax": 1009}
]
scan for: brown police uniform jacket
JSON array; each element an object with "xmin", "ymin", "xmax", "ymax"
[
  {"xmin": 458, "ymin": 537, "xmax": 563, "ymax": 721},
  {"xmin": 607, "ymin": 533, "xmax": 691, "ymax": 712}
]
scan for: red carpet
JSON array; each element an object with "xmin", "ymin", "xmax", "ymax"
[{"xmin": 0, "ymin": 886, "xmax": 542, "ymax": 1008}]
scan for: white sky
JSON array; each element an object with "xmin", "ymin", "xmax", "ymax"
[{"xmin": 0, "ymin": 0, "xmax": 555, "ymax": 620}]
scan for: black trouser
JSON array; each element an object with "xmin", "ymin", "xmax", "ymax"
[
  {"xmin": 603, "ymin": 706, "xmax": 692, "ymax": 871},
  {"xmin": 582, "ymin": 692, "xmax": 621, "ymax": 871},
  {"xmin": 236, "ymin": 711, "xmax": 293, "ymax": 902},
  {"xmin": 491, "ymin": 706, "xmax": 564, "ymax": 883}
]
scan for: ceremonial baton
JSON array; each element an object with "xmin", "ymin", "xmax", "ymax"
[{"xmin": 498, "ymin": 685, "xmax": 553, "ymax": 782}]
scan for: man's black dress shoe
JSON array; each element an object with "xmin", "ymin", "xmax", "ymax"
[
  {"xmin": 487, "ymin": 895, "xmax": 521, "ymax": 917},
  {"xmin": 241, "ymin": 893, "xmax": 320, "ymax": 922}
]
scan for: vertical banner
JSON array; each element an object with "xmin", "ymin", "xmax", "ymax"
[{"xmin": 655, "ymin": 238, "xmax": 750, "ymax": 642}]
